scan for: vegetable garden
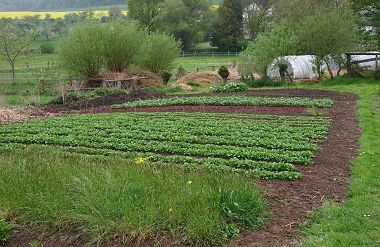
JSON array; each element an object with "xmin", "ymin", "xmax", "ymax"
[{"xmin": 0, "ymin": 100, "xmax": 332, "ymax": 181}]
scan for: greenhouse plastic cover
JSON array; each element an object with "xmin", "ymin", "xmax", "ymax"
[
  {"xmin": 351, "ymin": 52, "xmax": 380, "ymax": 70},
  {"xmin": 268, "ymin": 55, "xmax": 321, "ymax": 80}
]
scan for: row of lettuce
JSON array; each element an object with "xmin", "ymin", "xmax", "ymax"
[
  {"xmin": 0, "ymin": 112, "xmax": 331, "ymax": 181},
  {"xmin": 113, "ymin": 96, "xmax": 334, "ymax": 109}
]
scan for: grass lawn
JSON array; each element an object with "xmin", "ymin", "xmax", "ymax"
[
  {"xmin": 0, "ymin": 146, "xmax": 267, "ymax": 246},
  {"xmin": 297, "ymin": 78, "xmax": 380, "ymax": 247}
]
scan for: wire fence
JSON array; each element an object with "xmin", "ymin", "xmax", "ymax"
[{"xmin": 179, "ymin": 51, "xmax": 241, "ymax": 57}]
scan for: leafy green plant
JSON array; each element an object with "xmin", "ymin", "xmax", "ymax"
[
  {"xmin": 135, "ymin": 32, "xmax": 180, "ymax": 74},
  {"xmin": 211, "ymin": 82, "xmax": 249, "ymax": 93},
  {"xmin": 0, "ymin": 219, "xmax": 13, "ymax": 244},
  {"xmin": 60, "ymin": 23, "xmax": 105, "ymax": 78},
  {"xmin": 115, "ymin": 96, "xmax": 333, "ymax": 108},
  {"xmin": 218, "ymin": 66, "xmax": 230, "ymax": 83},
  {"xmin": 0, "ymin": 112, "xmax": 332, "ymax": 180},
  {"xmin": 103, "ymin": 21, "xmax": 143, "ymax": 72},
  {"xmin": 40, "ymin": 43, "xmax": 55, "ymax": 54},
  {"xmin": 244, "ymin": 79, "xmax": 285, "ymax": 88}
]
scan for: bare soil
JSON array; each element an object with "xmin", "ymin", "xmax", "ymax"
[{"xmin": 3, "ymin": 89, "xmax": 361, "ymax": 247}]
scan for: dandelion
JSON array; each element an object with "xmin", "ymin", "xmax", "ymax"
[
  {"xmin": 134, "ymin": 157, "xmax": 149, "ymax": 165},
  {"xmin": 168, "ymin": 208, "xmax": 173, "ymax": 213},
  {"xmin": 187, "ymin": 180, "xmax": 193, "ymax": 185}
]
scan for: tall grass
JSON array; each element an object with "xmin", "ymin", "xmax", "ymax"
[{"xmin": 0, "ymin": 146, "xmax": 267, "ymax": 246}]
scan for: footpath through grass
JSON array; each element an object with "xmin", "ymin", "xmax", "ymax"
[{"xmin": 299, "ymin": 78, "xmax": 380, "ymax": 247}]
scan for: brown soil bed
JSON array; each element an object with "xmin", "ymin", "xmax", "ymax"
[
  {"xmin": 4, "ymin": 89, "xmax": 361, "ymax": 247},
  {"xmin": 79, "ymin": 105, "xmax": 310, "ymax": 116},
  {"xmin": 43, "ymin": 89, "xmax": 165, "ymax": 113}
]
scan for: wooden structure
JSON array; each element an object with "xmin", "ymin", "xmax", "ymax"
[
  {"xmin": 102, "ymin": 77, "xmax": 148, "ymax": 92},
  {"xmin": 346, "ymin": 52, "xmax": 379, "ymax": 77}
]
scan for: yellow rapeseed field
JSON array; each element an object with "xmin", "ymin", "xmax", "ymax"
[{"xmin": 0, "ymin": 11, "xmax": 128, "ymax": 19}]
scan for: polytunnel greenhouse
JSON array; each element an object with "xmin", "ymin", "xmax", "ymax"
[
  {"xmin": 351, "ymin": 52, "xmax": 380, "ymax": 70},
  {"xmin": 267, "ymin": 55, "xmax": 320, "ymax": 80}
]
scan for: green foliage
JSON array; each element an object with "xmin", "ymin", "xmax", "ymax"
[
  {"xmin": 211, "ymin": 0, "xmax": 244, "ymax": 51},
  {"xmin": 244, "ymin": 79, "xmax": 286, "ymax": 88},
  {"xmin": 103, "ymin": 21, "xmax": 143, "ymax": 72},
  {"xmin": 0, "ymin": 112, "xmax": 332, "ymax": 179},
  {"xmin": 40, "ymin": 43, "xmax": 55, "ymax": 54},
  {"xmin": 136, "ymin": 32, "xmax": 180, "ymax": 74},
  {"xmin": 187, "ymin": 81, "xmax": 201, "ymax": 87},
  {"xmin": 298, "ymin": 9, "xmax": 358, "ymax": 79},
  {"xmin": 218, "ymin": 66, "xmax": 230, "ymax": 80},
  {"xmin": 60, "ymin": 22, "xmax": 105, "ymax": 78},
  {"xmin": 128, "ymin": 0, "xmax": 163, "ymax": 31},
  {"xmin": 211, "ymin": 82, "xmax": 248, "ymax": 93},
  {"xmin": 0, "ymin": 146, "xmax": 267, "ymax": 245},
  {"xmin": 115, "ymin": 96, "xmax": 334, "ymax": 108},
  {"xmin": 154, "ymin": 0, "xmax": 212, "ymax": 50},
  {"xmin": 240, "ymin": 20, "xmax": 300, "ymax": 76},
  {"xmin": 299, "ymin": 79, "xmax": 380, "ymax": 247},
  {"xmin": 0, "ymin": 219, "xmax": 13, "ymax": 244}
]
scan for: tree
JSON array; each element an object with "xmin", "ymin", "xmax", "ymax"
[
  {"xmin": 155, "ymin": 0, "xmax": 212, "ymax": 50},
  {"xmin": 350, "ymin": 0, "xmax": 380, "ymax": 49},
  {"xmin": 0, "ymin": 20, "xmax": 35, "ymax": 83},
  {"xmin": 211, "ymin": 0, "xmax": 245, "ymax": 51},
  {"xmin": 242, "ymin": 0, "xmax": 272, "ymax": 40},
  {"xmin": 128, "ymin": 0, "xmax": 163, "ymax": 31},
  {"xmin": 272, "ymin": 0, "xmax": 349, "ymax": 23},
  {"xmin": 298, "ymin": 9, "xmax": 358, "ymax": 80},
  {"xmin": 52, "ymin": 19, "xmax": 68, "ymax": 37},
  {"xmin": 108, "ymin": 6, "xmax": 125, "ymax": 20},
  {"xmin": 240, "ymin": 20, "xmax": 300, "ymax": 77}
]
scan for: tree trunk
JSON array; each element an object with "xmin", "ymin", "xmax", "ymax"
[
  {"xmin": 11, "ymin": 63, "xmax": 16, "ymax": 84},
  {"xmin": 324, "ymin": 58, "xmax": 334, "ymax": 79},
  {"xmin": 285, "ymin": 69, "xmax": 293, "ymax": 83}
]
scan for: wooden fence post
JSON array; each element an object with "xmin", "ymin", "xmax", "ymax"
[{"xmin": 347, "ymin": 54, "xmax": 352, "ymax": 77}]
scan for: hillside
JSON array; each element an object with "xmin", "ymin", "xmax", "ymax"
[
  {"xmin": 0, "ymin": 0, "xmax": 221, "ymax": 11},
  {"xmin": 0, "ymin": 0, "xmax": 127, "ymax": 11}
]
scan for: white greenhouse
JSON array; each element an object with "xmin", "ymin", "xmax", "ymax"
[
  {"xmin": 267, "ymin": 55, "xmax": 322, "ymax": 80},
  {"xmin": 351, "ymin": 52, "xmax": 380, "ymax": 70}
]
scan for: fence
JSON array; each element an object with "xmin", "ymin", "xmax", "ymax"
[{"xmin": 179, "ymin": 51, "xmax": 241, "ymax": 57}]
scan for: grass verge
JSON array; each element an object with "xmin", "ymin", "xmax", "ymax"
[
  {"xmin": 299, "ymin": 78, "xmax": 380, "ymax": 246},
  {"xmin": 0, "ymin": 146, "xmax": 267, "ymax": 246}
]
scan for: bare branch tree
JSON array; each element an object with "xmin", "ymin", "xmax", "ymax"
[{"xmin": 0, "ymin": 19, "xmax": 36, "ymax": 83}]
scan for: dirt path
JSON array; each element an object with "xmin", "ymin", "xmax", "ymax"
[
  {"xmin": 230, "ymin": 89, "xmax": 361, "ymax": 247},
  {"xmin": 3, "ymin": 89, "xmax": 361, "ymax": 247}
]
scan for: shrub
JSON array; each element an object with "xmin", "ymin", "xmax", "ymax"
[
  {"xmin": 211, "ymin": 82, "xmax": 248, "ymax": 93},
  {"xmin": 218, "ymin": 66, "xmax": 230, "ymax": 83},
  {"xmin": 0, "ymin": 219, "xmax": 13, "ymax": 244},
  {"xmin": 40, "ymin": 43, "xmax": 55, "ymax": 54},
  {"xmin": 60, "ymin": 23, "xmax": 105, "ymax": 78},
  {"xmin": 136, "ymin": 32, "xmax": 180, "ymax": 74},
  {"xmin": 103, "ymin": 21, "xmax": 143, "ymax": 72},
  {"xmin": 161, "ymin": 71, "xmax": 172, "ymax": 85},
  {"xmin": 245, "ymin": 78, "xmax": 286, "ymax": 88}
]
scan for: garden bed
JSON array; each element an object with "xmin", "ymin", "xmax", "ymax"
[{"xmin": 1, "ymin": 89, "xmax": 361, "ymax": 247}]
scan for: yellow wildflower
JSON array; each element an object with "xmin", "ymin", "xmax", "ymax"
[
  {"xmin": 134, "ymin": 157, "xmax": 150, "ymax": 165},
  {"xmin": 168, "ymin": 208, "xmax": 173, "ymax": 213},
  {"xmin": 187, "ymin": 180, "xmax": 193, "ymax": 185}
]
